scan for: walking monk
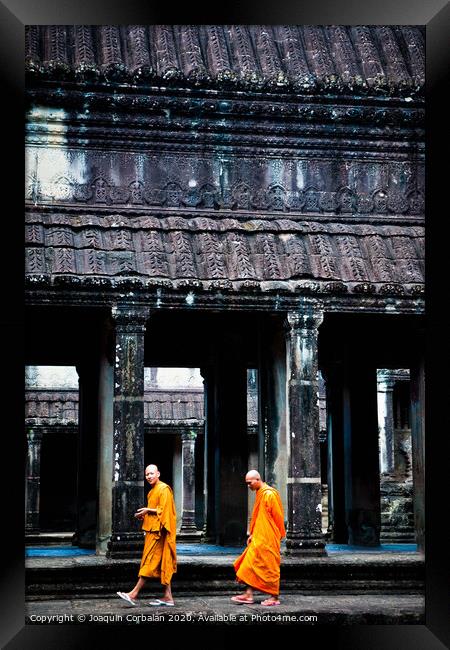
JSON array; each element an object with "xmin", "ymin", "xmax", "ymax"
[
  {"xmin": 117, "ymin": 464, "xmax": 177, "ymax": 606},
  {"xmin": 232, "ymin": 470, "xmax": 286, "ymax": 606}
]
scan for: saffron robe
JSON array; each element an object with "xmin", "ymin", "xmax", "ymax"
[
  {"xmin": 139, "ymin": 480, "xmax": 177, "ymax": 585},
  {"xmin": 233, "ymin": 483, "xmax": 286, "ymax": 596}
]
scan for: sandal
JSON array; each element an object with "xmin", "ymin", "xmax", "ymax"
[
  {"xmin": 116, "ymin": 591, "xmax": 138, "ymax": 607},
  {"xmin": 231, "ymin": 594, "xmax": 254, "ymax": 604},
  {"xmin": 261, "ymin": 598, "xmax": 280, "ymax": 606}
]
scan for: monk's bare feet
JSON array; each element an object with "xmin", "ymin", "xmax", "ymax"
[{"xmin": 261, "ymin": 597, "xmax": 280, "ymax": 606}]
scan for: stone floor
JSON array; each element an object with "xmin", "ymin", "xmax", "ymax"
[
  {"xmin": 25, "ymin": 543, "xmax": 424, "ymax": 624},
  {"xmin": 25, "ymin": 592, "xmax": 424, "ymax": 625}
]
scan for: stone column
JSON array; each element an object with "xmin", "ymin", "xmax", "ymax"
[
  {"xmin": 172, "ymin": 435, "xmax": 182, "ymax": 529},
  {"xmin": 410, "ymin": 356, "xmax": 425, "ymax": 552},
  {"xmin": 284, "ymin": 310, "xmax": 326, "ymax": 556},
  {"xmin": 107, "ymin": 305, "xmax": 149, "ymax": 558},
  {"xmin": 25, "ymin": 429, "xmax": 43, "ymax": 532},
  {"xmin": 178, "ymin": 430, "xmax": 202, "ymax": 541},
  {"xmin": 377, "ymin": 371, "xmax": 395, "ymax": 475}
]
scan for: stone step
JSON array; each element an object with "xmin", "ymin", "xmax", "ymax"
[
  {"xmin": 26, "ymin": 554, "xmax": 424, "ymax": 599},
  {"xmin": 25, "ymin": 532, "xmax": 75, "ymax": 545}
]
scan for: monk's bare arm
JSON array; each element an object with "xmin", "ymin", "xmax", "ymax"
[{"xmin": 134, "ymin": 507, "xmax": 157, "ymax": 519}]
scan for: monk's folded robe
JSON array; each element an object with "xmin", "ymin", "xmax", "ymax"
[
  {"xmin": 233, "ymin": 483, "xmax": 286, "ymax": 596},
  {"xmin": 139, "ymin": 481, "xmax": 177, "ymax": 585}
]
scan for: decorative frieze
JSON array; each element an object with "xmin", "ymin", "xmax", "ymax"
[{"xmin": 25, "ymin": 175, "xmax": 425, "ymax": 218}]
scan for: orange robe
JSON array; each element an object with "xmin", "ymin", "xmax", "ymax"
[
  {"xmin": 233, "ymin": 483, "xmax": 286, "ymax": 596},
  {"xmin": 139, "ymin": 480, "xmax": 177, "ymax": 585}
]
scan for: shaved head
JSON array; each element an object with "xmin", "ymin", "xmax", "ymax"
[
  {"xmin": 145, "ymin": 464, "xmax": 160, "ymax": 486},
  {"xmin": 245, "ymin": 469, "xmax": 263, "ymax": 491}
]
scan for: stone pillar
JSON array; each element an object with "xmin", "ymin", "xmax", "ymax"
[
  {"xmin": 107, "ymin": 305, "xmax": 149, "ymax": 558},
  {"xmin": 284, "ymin": 310, "xmax": 326, "ymax": 556},
  {"xmin": 343, "ymin": 356, "xmax": 381, "ymax": 546},
  {"xmin": 377, "ymin": 371, "xmax": 395, "ymax": 475},
  {"xmin": 96, "ymin": 323, "xmax": 114, "ymax": 555},
  {"xmin": 172, "ymin": 434, "xmax": 182, "ymax": 529},
  {"xmin": 25, "ymin": 429, "xmax": 43, "ymax": 532},
  {"xmin": 378, "ymin": 369, "xmax": 414, "ymax": 544},
  {"xmin": 178, "ymin": 430, "xmax": 202, "ymax": 541},
  {"xmin": 410, "ymin": 357, "xmax": 425, "ymax": 552}
]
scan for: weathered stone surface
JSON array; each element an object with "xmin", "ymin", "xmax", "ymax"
[
  {"xmin": 380, "ymin": 479, "xmax": 415, "ymax": 542},
  {"xmin": 108, "ymin": 305, "xmax": 149, "ymax": 557},
  {"xmin": 285, "ymin": 311, "xmax": 326, "ymax": 556},
  {"xmin": 25, "ymin": 26, "xmax": 424, "ymax": 96},
  {"xmin": 25, "ymin": 27, "xmax": 425, "ymax": 304},
  {"xmin": 25, "ymin": 551, "xmax": 425, "ymax": 598},
  {"xmin": 26, "ymin": 387, "xmax": 205, "ymax": 424},
  {"xmin": 26, "ymin": 430, "xmax": 43, "ymax": 532},
  {"xmin": 24, "ymin": 206, "xmax": 424, "ymax": 291},
  {"xmin": 24, "ymin": 593, "xmax": 425, "ymax": 625},
  {"xmin": 179, "ymin": 430, "xmax": 203, "ymax": 540}
]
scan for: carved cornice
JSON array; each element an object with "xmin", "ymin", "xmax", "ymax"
[
  {"xmin": 24, "ymin": 282, "xmax": 425, "ymax": 318},
  {"xmin": 26, "ymin": 87, "xmax": 425, "ymax": 130},
  {"xmin": 145, "ymin": 423, "xmax": 204, "ymax": 434},
  {"xmin": 24, "ymin": 273, "xmax": 424, "ymax": 299},
  {"xmin": 25, "ymin": 423, "xmax": 78, "ymax": 433},
  {"xmin": 25, "ymin": 274, "xmax": 425, "ymax": 302}
]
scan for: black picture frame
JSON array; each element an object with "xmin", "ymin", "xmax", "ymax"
[{"xmin": 2, "ymin": 1, "xmax": 449, "ymax": 648}]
